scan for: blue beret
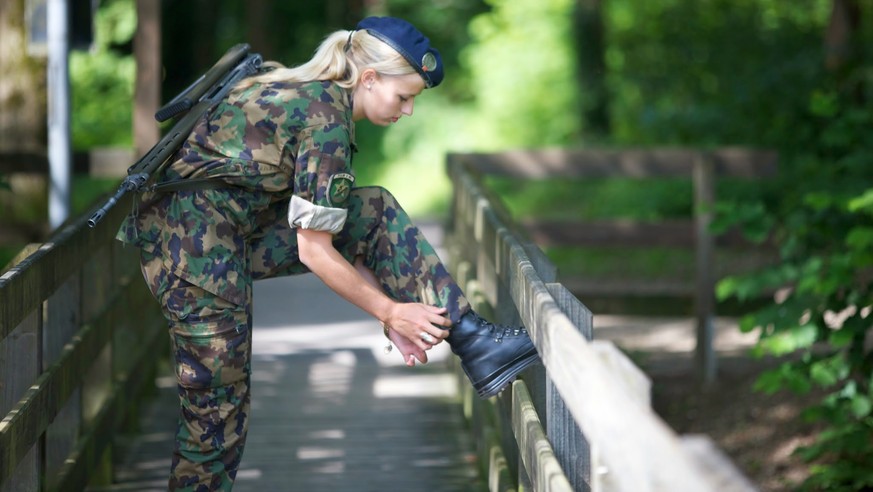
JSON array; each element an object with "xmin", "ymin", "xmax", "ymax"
[{"xmin": 356, "ymin": 16, "xmax": 444, "ymax": 88}]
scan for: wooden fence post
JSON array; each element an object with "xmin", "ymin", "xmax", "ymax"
[{"xmin": 693, "ymin": 153, "xmax": 716, "ymax": 385}]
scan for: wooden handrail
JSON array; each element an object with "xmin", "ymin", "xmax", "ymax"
[
  {"xmin": 450, "ymin": 147, "xmax": 778, "ymax": 179},
  {"xmin": 453, "ymin": 147, "xmax": 778, "ymax": 386},
  {"xmin": 447, "ymin": 152, "xmax": 731, "ymax": 491},
  {"xmin": 0, "ymin": 193, "xmax": 165, "ymax": 490}
]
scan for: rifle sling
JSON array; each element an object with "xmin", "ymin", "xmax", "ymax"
[{"xmin": 147, "ymin": 177, "xmax": 232, "ymax": 194}]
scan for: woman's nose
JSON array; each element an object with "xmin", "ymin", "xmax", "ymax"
[{"xmin": 402, "ymin": 100, "xmax": 414, "ymax": 116}]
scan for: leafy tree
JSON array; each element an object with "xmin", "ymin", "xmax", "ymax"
[
  {"xmin": 460, "ymin": 0, "xmax": 582, "ymax": 147},
  {"xmin": 712, "ymin": 2, "xmax": 873, "ymax": 488},
  {"xmin": 605, "ymin": 0, "xmax": 831, "ymax": 147},
  {"xmin": 600, "ymin": 0, "xmax": 873, "ymax": 488},
  {"xmin": 69, "ymin": 0, "xmax": 136, "ymax": 150},
  {"xmin": 718, "ymin": 86, "xmax": 873, "ymax": 491}
]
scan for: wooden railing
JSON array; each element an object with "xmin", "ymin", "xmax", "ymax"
[
  {"xmin": 0, "ymin": 195, "xmax": 165, "ymax": 491},
  {"xmin": 451, "ymin": 148, "xmax": 778, "ymax": 385},
  {"xmin": 445, "ymin": 151, "xmax": 750, "ymax": 492}
]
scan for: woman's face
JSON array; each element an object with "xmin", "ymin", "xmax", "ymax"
[{"xmin": 353, "ymin": 71, "xmax": 425, "ymax": 126}]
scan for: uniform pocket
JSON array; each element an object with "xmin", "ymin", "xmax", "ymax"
[{"xmin": 161, "ymin": 249, "xmax": 249, "ymax": 307}]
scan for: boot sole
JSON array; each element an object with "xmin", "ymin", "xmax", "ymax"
[{"xmin": 469, "ymin": 348, "xmax": 541, "ymax": 399}]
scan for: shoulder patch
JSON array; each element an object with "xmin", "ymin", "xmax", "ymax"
[{"xmin": 327, "ymin": 172, "xmax": 354, "ymax": 207}]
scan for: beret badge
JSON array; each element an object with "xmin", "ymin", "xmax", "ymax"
[{"xmin": 421, "ymin": 52, "xmax": 438, "ymax": 73}]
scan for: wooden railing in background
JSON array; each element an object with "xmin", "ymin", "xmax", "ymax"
[
  {"xmin": 446, "ymin": 152, "xmax": 750, "ymax": 492},
  {"xmin": 0, "ymin": 194, "xmax": 165, "ymax": 491},
  {"xmin": 450, "ymin": 148, "xmax": 778, "ymax": 385}
]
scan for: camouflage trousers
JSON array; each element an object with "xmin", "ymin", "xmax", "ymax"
[{"xmin": 139, "ymin": 186, "xmax": 469, "ymax": 491}]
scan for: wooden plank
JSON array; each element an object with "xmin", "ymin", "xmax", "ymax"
[
  {"xmin": 0, "ymin": 310, "xmax": 41, "ymax": 490},
  {"xmin": 451, "ymin": 162, "xmax": 722, "ymax": 491},
  {"xmin": 52, "ymin": 294, "xmax": 166, "ymax": 492},
  {"xmin": 0, "ymin": 193, "xmax": 130, "ymax": 340},
  {"xmin": 511, "ymin": 381, "xmax": 573, "ymax": 492},
  {"xmin": 560, "ymin": 277, "xmax": 696, "ymax": 298},
  {"xmin": 520, "ymin": 219, "xmax": 764, "ymax": 249},
  {"xmin": 511, "ymin": 248, "xmax": 715, "ymax": 491},
  {"xmin": 591, "ymin": 341, "xmax": 651, "ymax": 408},
  {"xmin": 452, "ymin": 148, "xmax": 777, "ymax": 179},
  {"xmin": 521, "ymin": 219, "xmax": 757, "ymax": 250},
  {"xmin": 546, "ymin": 283, "xmax": 593, "ymax": 492},
  {"xmin": 44, "ymin": 274, "xmax": 83, "ymax": 481},
  {"xmin": 0, "ymin": 303, "xmax": 114, "ymax": 480}
]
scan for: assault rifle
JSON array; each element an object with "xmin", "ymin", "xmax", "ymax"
[{"xmin": 87, "ymin": 44, "xmax": 263, "ymax": 227}]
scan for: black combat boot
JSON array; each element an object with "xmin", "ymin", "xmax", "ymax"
[{"xmin": 446, "ymin": 310, "xmax": 541, "ymax": 399}]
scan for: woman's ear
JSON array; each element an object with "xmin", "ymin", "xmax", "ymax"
[{"xmin": 360, "ymin": 68, "xmax": 378, "ymax": 89}]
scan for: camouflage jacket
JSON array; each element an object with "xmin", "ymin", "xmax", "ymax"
[{"xmin": 116, "ymin": 79, "xmax": 357, "ymax": 304}]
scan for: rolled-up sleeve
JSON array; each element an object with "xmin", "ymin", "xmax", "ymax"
[
  {"xmin": 285, "ymin": 123, "xmax": 354, "ymax": 233},
  {"xmin": 287, "ymin": 196, "xmax": 348, "ymax": 234}
]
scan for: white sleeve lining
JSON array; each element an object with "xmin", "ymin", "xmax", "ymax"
[{"xmin": 287, "ymin": 195, "xmax": 348, "ymax": 234}]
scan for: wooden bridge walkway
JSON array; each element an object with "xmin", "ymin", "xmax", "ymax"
[{"xmin": 87, "ymin": 224, "xmax": 486, "ymax": 492}]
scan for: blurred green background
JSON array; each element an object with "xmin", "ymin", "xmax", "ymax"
[{"xmin": 3, "ymin": 1, "xmax": 873, "ymax": 489}]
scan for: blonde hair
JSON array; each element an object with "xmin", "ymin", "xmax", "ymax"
[{"xmin": 235, "ymin": 30, "xmax": 417, "ymax": 92}]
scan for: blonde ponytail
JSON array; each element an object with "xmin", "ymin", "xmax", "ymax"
[{"xmin": 234, "ymin": 29, "xmax": 417, "ymax": 93}]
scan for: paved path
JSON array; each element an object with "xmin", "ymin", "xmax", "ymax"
[{"xmin": 92, "ymin": 223, "xmax": 485, "ymax": 492}]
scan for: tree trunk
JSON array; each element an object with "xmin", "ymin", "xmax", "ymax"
[
  {"xmin": 573, "ymin": 0, "xmax": 610, "ymax": 139},
  {"xmin": 824, "ymin": 0, "xmax": 860, "ymax": 72},
  {"xmin": 246, "ymin": 0, "xmax": 275, "ymax": 61},
  {"xmin": 134, "ymin": 0, "xmax": 161, "ymax": 158},
  {"xmin": 0, "ymin": 0, "xmax": 47, "ymax": 153}
]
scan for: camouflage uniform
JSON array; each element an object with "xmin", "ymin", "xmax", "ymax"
[{"xmin": 118, "ymin": 80, "xmax": 468, "ymax": 491}]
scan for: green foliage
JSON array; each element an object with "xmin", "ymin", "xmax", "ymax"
[
  {"xmin": 606, "ymin": 0, "xmax": 830, "ymax": 147},
  {"xmin": 460, "ymin": 0, "xmax": 581, "ymax": 147},
  {"xmin": 601, "ymin": 1, "xmax": 873, "ymax": 487},
  {"xmin": 69, "ymin": 0, "xmax": 136, "ymax": 150},
  {"xmin": 716, "ymin": 66, "xmax": 873, "ymax": 488}
]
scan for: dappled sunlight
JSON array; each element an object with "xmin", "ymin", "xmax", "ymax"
[
  {"xmin": 372, "ymin": 373, "xmax": 457, "ymax": 399},
  {"xmin": 251, "ymin": 318, "xmax": 452, "ymax": 368},
  {"xmin": 296, "ymin": 446, "xmax": 346, "ymax": 461},
  {"xmin": 307, "ymin": 351, "xmax": 356, "ymax": 400}
]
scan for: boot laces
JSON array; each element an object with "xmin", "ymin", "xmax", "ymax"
[
  {"xmin": 476, "ymin": 316, "xmax": 526, "ymax": 343},
  {"xmin": 466, "ymin": 312, "xmax": 528, "ymax": 343}
]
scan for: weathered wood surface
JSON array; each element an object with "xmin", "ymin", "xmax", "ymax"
[
  {"xmin": 454, "ymin": 147, "xmax": 778, "ymax": 401},
  {"xmin": 1, "ymin": 194, "xmax": 166, "ymax": 491},
  {"xmin": 448, "ymin": 156, "xmax": 729, "ymax": 491},
  {"xmin": 512, "ymin": 381, "xmax": 573, "ymax": 492},
  {"xmin": 0, "ymin": 198, "xmax": 128, "ymax": 340},
  {"xmin": 519, "ymin": 219, "xmax": 763, "ymax": 249},
  {"xmin": 452, "ymin": 147, "xmax": 778, "ymax": 179}
]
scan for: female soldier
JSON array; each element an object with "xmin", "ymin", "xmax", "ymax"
[{"xmin": 118, "ymin": 16, "xmax": 539, "ymax": 491}]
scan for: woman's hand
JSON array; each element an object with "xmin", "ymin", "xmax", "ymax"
[
  {"xmin": 384, "ymin": 305, "xmax": 450, "ymax": 367},
  {"xmin": 386, "ymin": 303, "xmax": 451, "ymax": 346},
  {"xmin": 386, "ymin": 326, "xmax": 427, "ymax": 366},
  {"xmin": 384, "ymin": 303, "xmax": 451, "ymax": 357},
  {"xmin": 348, "ymin": 255, "xmax": 452, "ymax": 365}
]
